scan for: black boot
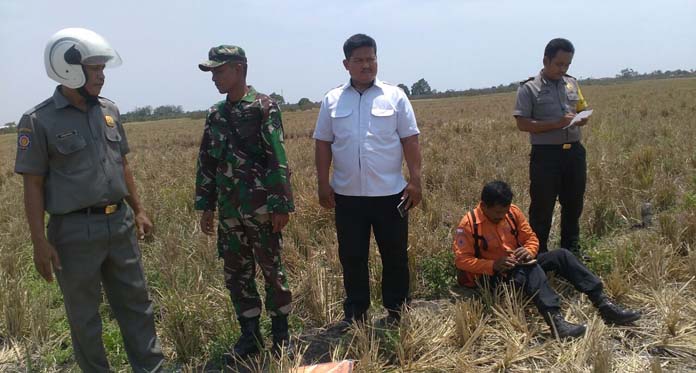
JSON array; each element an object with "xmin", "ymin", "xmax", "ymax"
[
  {"xmin": 336, "ymin": 310, "xmax": 368, "ymax": 334},
  {"xmin": 543, "ymin": 311, "xmax": 586, "ymax": 339},
  {"xmin": 225, "ymin": 316, "xmax": 263, "ymax": 363},
  {"xmin": 594, "ymin": 297, "xmax": 641, "ymax": 325},
  {"xmin": 271, "ymin": 315, "xmax": 293, "ymax": 358}
]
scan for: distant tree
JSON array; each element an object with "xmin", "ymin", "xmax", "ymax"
[
  {"xmin": 297, "ymin": 97, "xmax": 312, "ymax": 110},
  {"xmin": 411, "ymin": 78, "xmax": 432, "ymax": 96},
  {"xmin": 270, "ymin": 92, "xmax": 285, "ymax": 105},
  {"xmin": 617, "ymin": 68, "xmax": 639, "ymax": 79},
  {"xmin": 397, "ymin": 83, "xmax": 410, "ymax": 96},
  {"xmin": 131, "ymin": 106, "xmax": 153, "ymax": 118},
  {"xmin": 0, "ymin": 121, "xmax": 17, "ymax": 134},
  {"xmin": 153, "ymin": 105, "xmax": 184, "ymax": 118}
]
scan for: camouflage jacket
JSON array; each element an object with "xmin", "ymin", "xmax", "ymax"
[{"xmin": 195, "ymin": 86, "xmax": 294, "ymax": 218}]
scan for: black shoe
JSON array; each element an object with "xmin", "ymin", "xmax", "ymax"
[
  {"xmin": 596, "ymin": 298, "xmax": 641, "ymax": 325},
  {"xmin": 337, "ymin": 311, "xmax": 368, "ymax": 333},
  {"xmin": 374, "ymin": 315, "xmax": 400, "ymax": 330},
  {"xmin": 271, "ymin": 315, "xmax": 294, "ymax": 359},
  {"xmin": 225, "ymin": 316, "xmax": 263, "ymax": 362},
  {"xmin": 376, "ymin": 309, "xmax": 401, "ymax": 329},
  {"xmin": 568, "ymin": 248, "xmax": 592, "ymax": 262},
  {"xmin": 543, "ymin": 311, "xmax": 586, "ymax": 339}
]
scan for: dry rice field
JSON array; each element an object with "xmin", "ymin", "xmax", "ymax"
[{"xmin": 1, "ymin": 78, "xmax": 695, "ymax": 372}]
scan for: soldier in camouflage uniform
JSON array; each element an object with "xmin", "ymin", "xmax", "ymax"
[{"xmin": 195, "ymin": 45, "xmax": 295, "ymax": 360}]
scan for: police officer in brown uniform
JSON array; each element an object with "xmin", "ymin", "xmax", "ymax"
[
  {"xmin": 513, "ymin": 38, "xmax": 590, "ymax": 255},
  {"xmin": 14, "ymin": 28, "xmax": 164, "ymax": 372}
]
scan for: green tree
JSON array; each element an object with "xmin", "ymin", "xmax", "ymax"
[
  {"xmin": 153, "ymin": 105, "xmax": 183, "ymax": 118},
  {"xmin": 270, "ymin": 92, "xmax": 285, "ymax": 105},
  {"xmin": 411, "ymin": 78, "xmax": 432, "ymax": 96},
  {"xmin": 297, "ymin": 97, "xmax": 312, "ymax": 110},
  {"xmin": 0, "ymin": 121, "xmax": 17, "ymax": 134},
  {"xmin": 397, "ymin": 83, "xmax": 410, "ymax": 96},
  {"xmin": 617, "ymin": 68, "xmax": 639, "ymax": 79}
]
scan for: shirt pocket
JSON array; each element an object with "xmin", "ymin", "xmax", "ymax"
[
  {"xmin": 330, "ymin": 109, "xmax": 353, "ymax": 140},
  {"xmin": 52, "ymin": 132, "xmax": 92, "ymax": 174},
  {"xmin": 104, "ymin": 126, "xmax": 123, "ymax": 163},
  {"xmin": 235, "ymin": 119, "xmax": 263, "ymax": 159},
  {"xmin": 535, "ymin": 94, "xmax": 555, "ymax": 105},
  {"xmin": 565, "ymin": 91, "xmax": 579, "ymax": 111},
  {"xmin": 370, "ymin": 104, "xmax": 397, "ymax": 136}
]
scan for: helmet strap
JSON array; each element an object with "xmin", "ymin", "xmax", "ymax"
[{"xmin": 78, "ymin": 65, "xmax": 99, "ymax": 105}]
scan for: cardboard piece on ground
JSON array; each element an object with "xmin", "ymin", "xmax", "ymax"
[{"xmin": 292, "ymin": 360, "xmax": 354, "ymax": 373}]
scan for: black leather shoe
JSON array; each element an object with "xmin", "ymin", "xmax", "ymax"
[
  {"xmin": 544, "ymin": 311, "xmax": 586, "ymax": 339},
  {"xmin": 596, "ymin": 298, "xmax": 641, "ymax": 325},
  {"xmin": 336, "ymin": 311, "xmax": 368, "ymax": 333}
]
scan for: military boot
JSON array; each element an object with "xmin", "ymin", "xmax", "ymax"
[
  {"xmin": 271, "ymin": 315, "xmax": 293, "ymax": 358},
  {"xmin": 543, "ymin": 311, "xmax": 586, "ymax": 339},
  {"xmin": 594, "ymin": 297, "xmax": 641, "ymax": 325},
  {"xmin": 224, "ymin": 316, "xmax": 263, "ymax": 363}
]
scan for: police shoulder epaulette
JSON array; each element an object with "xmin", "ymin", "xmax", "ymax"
[
  {"xmin": 98, "ymin": 96, "xmax": 116, "ymax": 104},
  {"xmin": 23, "ymin": 97, "xmax": 53, "ymax": 116},
  {"xmin": 564, "ymin": 74, "xmax": 576, "ymax": 79},
  {"xmin": 519, "ymin": 76, "xmax": 534, "ymax": 85}
]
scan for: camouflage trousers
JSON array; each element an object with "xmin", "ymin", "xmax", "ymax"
[{"xmin": 218, "ymin": 214, "xmax": 292, "ymax": 318}]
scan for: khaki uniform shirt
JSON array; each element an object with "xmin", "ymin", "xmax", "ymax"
[
  {"xmin": 513, "ymin": 72, "xmax": 589, "ymax": 145},
  {"xmin": 14, "ymin": 86, "xmax": 130, "ymax": 215}
]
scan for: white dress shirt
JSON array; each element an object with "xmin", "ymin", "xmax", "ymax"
[{"xmin": 313, "ymin": 79, "xmax": 420, "ymax": 196}]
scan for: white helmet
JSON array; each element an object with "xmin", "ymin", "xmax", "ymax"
[{"xmin": 44, "ymin": 28, "xmax": 122, "ymax": 88}]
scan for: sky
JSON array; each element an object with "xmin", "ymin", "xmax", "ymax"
[{"xmin": 1, "ymin": 0, "xmax": 695, "ymax": 126}]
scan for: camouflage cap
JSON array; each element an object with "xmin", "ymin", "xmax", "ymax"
[{"xmin": 198, "ymin": 45, "xmax": 247, "ymax": 71}]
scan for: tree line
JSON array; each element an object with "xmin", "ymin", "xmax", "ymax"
[
  {"xmin": 2, "ymin": 67, "xmax": 694, "ymax": 130},
  {"xmin": 116, "ymin": 67, "xmax": 695, "ymax": 123},
  {"xmin": 402, "ymin": 68, "xmax": 696, "ymax": 100}
]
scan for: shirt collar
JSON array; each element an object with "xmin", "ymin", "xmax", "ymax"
[
  {"xmin": 227, "ymin": 85, "xmax": 258, "ymax": 106},
  {"xmin": 52, "ymin": 85, "xmax": 105, "ymax": 109},
  {"xmin": 240, "ymin": 85, "xmax": 257, "ymax": 103},
  {"xmin": 474, "ymin": 202, "xmax": 490, "ymax": 225},
  {"xmin": 52, "ymin": 86, "xmax": 71, "ymax": 109},
  {"xmin": 346, "ymin": 78, "xmax": 382, "ymax": 93},
  {"xmin": 539, "ymin": 69, "xmax": 564, "ymax": 86}
]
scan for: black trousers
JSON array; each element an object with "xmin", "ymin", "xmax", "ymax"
[
  {"xmin": 334, "ymin": 193, "xmax": 410, "ymax": 319},
  {"xmin": 492, "ymin": 249, "xmax": 603, "ymax": 314},
  {"xmin": 529, "ymin": 142, "xmax": 587, "ymax": 253}
]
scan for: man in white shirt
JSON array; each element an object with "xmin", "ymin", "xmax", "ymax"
[{"xmin": 313, "ymin": 33, "xmax": 422, "ymax": 327}]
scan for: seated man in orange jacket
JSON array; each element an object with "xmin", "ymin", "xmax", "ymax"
[{"xmin": 452, "ymin": 180, "xmax": 639, "ymax": 339}]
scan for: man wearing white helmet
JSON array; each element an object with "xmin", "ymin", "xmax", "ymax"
[{"xmin": 14, "ymin": 28, "xmax": 164, "ymax": 372}]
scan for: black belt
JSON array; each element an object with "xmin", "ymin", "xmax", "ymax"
[
  {"xmin": 73, "ymin": 201, "xmax": 123, "ymax": 215},
  {"xmin": 532, "ymin": 141, "xmax": 580, "ymax": 150}
]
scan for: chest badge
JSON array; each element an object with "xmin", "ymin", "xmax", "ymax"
[
  {"xmin": 566, "ymin": 82, "xmax": 574, "ymax": 91},
  {"xmin": 105, "ymin": 115, "xmax": 116, "ymax": 128}
]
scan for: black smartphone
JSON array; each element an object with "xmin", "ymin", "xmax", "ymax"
[{"xmin": 397, "ymin": 197, "xmax": 409, "ymax": 218}]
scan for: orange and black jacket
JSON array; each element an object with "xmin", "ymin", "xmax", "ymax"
[{"xmin": 452, "ymin": 203, "xmax": 539, "ymax": 283}]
